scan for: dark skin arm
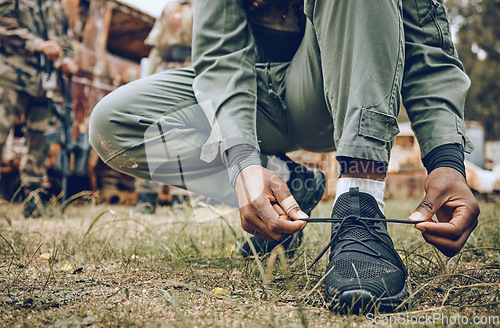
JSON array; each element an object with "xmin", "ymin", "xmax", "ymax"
[{"xmin": 409, "ymin": 167, "xmax": 480, "ymax": 257}]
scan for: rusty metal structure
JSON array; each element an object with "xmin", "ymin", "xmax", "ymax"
[
  {"xmin": 62, "ymin": 0, "xmax": 154, "ymax": 135},
  {"xmin": 60, "ymin": 0, "xmax": 155, "ymax": 195}
]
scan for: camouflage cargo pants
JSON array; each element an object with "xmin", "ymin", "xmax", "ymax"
[{"xmin": 0, "ymin": 86, "xmax": 54, "ymax": 189}]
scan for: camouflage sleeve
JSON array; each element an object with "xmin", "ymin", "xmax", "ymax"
[
  {"xmin": 145, "ymin": 6, "xmax": 166, "ymax": 47},
  {"xmin": 42, "ymin": 0, "xmax": 76, "ymax": 59},
  {"xmin": 0, "ymin": 0, "xmax": 45, "ymax": 53}
]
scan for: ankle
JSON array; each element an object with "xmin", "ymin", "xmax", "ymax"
[{"xmin": 339, "ymin": 158, "xmax": 386, "ymax": 181}]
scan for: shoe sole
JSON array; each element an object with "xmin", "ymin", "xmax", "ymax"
[{"xmin": 329, "ymin": 280, "xmax": 410, "ymax": 314}]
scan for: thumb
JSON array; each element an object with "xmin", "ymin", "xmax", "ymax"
[
  {"xmin": 278, "ymin": 195, "xmax": 309, "ymax": 222},
  {"xmin": 288, "ymin": 206, "xmax": 309, "ymax": 221},
  {"xmin": 272, "ymin": 181, "xmax": 308, "ymax": 223},
  {"xmin": 409, "ymin": 190, "xmax": 442, "ymax": 228}
]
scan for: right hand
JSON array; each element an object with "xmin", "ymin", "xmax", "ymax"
[
  {"xmin": 36, "ymin": 40, "xmax": 63, "ymax": 61},
  {"xmin": 409, "ymin": 167, "xmax": 480, "ymax": 257},
  {"xmin": 57, "ymin": 57, "xmax": 79, "ymax": 75},
  {"xmin": 234, "ymin": 165, "xmax": 308, "ymax": 241}
]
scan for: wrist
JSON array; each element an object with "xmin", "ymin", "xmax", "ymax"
[
  {"xmin": 223, "ymin": 144, "xmax": 262, "ymax": 188},
  {"xmin": 422, "ymin": 143, "xmax": 466, "ymax": 180}
]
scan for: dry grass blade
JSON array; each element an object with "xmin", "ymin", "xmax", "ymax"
[
  {"xmin": 60, "ymin": 191, "xmax": 95, "ymax": 210},
  {"xmin": 81, "ymin": 210, "xmax": 115, "ymax": 241},
  {"xmin": 440, "ymin": 282, "xmax": 500, "ymax": 307},
  {"xmin": 298, "ymin": 264, "xmax": 335, "ymax": 300},
  {"xmin": 158, "ymin": 289, "xmax": 188, "ymax": 327},
  {"xmin": 9, "ymin": 241, "xmax": 43, "ymax": 287},
  {"xmin": 243, "ymin": 233, "xmax": 267, "ymax": 285},
  {"xmin": 0, "ymin": 232, "xmax": 18, "ymax": 258},
  {"xmin": 9, "ymin": 185, "xmax": 23, "ymax": 204}
]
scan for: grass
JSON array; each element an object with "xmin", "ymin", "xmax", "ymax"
[{"xmin": 0, "ymin": 196, "xmax": 499, "ymax": 327}]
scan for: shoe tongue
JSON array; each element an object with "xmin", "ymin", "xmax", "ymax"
[
  {"xmin": 349, "ymin": 187, "xmax": 361, "ymax": 217},
  {"xmin": 332, "ymin": 187, "xmax": 384, "ymax": 219},
  {"xmin": 331, "ymin": 187, "xmax": 391, "ymax": 240}
]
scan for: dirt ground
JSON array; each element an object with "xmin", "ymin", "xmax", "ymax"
[{"xmin": 0, "ymin": 197, "xmax": 499, "ymax": 327}]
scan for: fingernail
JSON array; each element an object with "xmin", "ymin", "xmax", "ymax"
[
  {"xmin": 409, "ymin": 212, "xmax": 423, "ymax": 222},
  {"xmin": 415, "ymin": 223, "xmax": 426, "ymax": 232},
  {"xmin": 297, "ymin": 210, "xmax": 309, "ymax": 219}
]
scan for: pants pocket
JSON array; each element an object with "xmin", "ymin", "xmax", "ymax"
[
  {"xmin": 358, "ymin": 107, "xmax": 400, "ymax": 143},
  {"xmin": 416, "ymin": 0, "xmax": 455, "ymax": 56}
]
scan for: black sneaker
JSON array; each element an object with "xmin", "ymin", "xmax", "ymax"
[
  {"xmin": 323, "ymin": 187, "xmax": 408, "ymax": 313},
  {"xmin": 240, "ymin": 154, "xmax": 325, "ymax": 258}
]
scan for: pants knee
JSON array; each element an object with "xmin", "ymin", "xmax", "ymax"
[{"xmin": 89, "ymin": 93, "xmax": 121, "ymax": 163}]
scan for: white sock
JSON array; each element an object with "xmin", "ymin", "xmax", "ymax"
[
  {"xmin": 266, "ymin": 156, "xmax": 291, "ymax": 183},
  {"xmin": 335, "ymin": 178, "xmax": 386, "ymax": 213}
]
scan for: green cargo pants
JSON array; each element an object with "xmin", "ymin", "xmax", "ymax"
[{"xmin": 89, "ymin": 0, "xmax": 471, "ymax": 207}]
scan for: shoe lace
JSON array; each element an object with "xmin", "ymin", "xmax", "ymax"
[{"xmin": 302, "ymin": 216, "xmax": 423, "ymax": 270}]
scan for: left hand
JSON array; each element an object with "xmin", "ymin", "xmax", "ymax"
[
  {"xmin": 234, "ymin": 165, "xmax": 308, "ymax": 241},
  {"xmin": 57, "ymin": 57, "xmax": 79, "ymax": 75},
  {"xmin": 409, "ymin": 167, "xmax": 480, "ymax": 257}
]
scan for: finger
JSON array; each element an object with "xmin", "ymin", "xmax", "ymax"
[
  {"xmin": 421, "ymin": 222, "xmax": 477, "ymax": 257},
  {"xmin": 281, "ymin": 195, "xmax": 299, "ymax": 214},
  {"xmin": 252, "ymin": 198, "xmax": 287, "ymax": 239},
  {"xmin": 253, "ymin": 200, "xmax": 304, "ymax": 237},
  {"xmin": 409, "ymin": 188, "xmax": 445, "ymax": 223},
  {"xmin": 70, "ymin": 63, "xmax": 79, "ymax": 74},
  {"xmin": 273, "ymin": 186, "xmax": 309, "ymax": 221},
  {"xmin": 241, "ymin": 214, "xmax": 276, "ymax": 241},
  {"xmin": 415, "ymin": 206, "xmax": 478, "ymax": 240},
  {"xmin": 272, "ymin": 203, "xmax": 308, "ymax": 230},
  {"xmin": 247, "ymin": 199, "xmax": 288, "ymax": 240},
  {"xmin": 48, "ymin": 46, "xmax": 63, "ymax": 60},
  {"xmin": 273, "ymin": 203, "xmax": 286, "ymax": 216},
  {"xmin": 49, "ymin": 50, "xmax": 62, "ymax": 60},
  {"xmin": 46, "ymin": 51, "xmax": 57, "ymax": 60},
  {"xmin": 54, "ymin": 44, "xmax": 63, "ymax": 56},
  {"xmin": 61, "ymin": 64, "xmax": 72, "ymax": 75},
  {"xmin": 61, "ymin": 61, "xmax": 78, "ymax": 75},
  {"xmin": 273, "ymin": 214, "xmax": 306, "ymax": 235},
  {"xmin": 288, "ymin": 207, "xmax": 309, "ymax": 222}
]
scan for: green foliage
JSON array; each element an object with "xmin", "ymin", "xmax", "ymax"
[{"xmin": 447, "ymin": 0, "xmax": 500, "ymax": 140}]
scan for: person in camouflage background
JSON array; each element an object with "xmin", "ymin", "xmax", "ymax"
[
  {"xmin": 0, "ymin": 0, "xmax": 78, "ymax": 216},
  {"xmin": 134, "ymin": 0, "xmax": 193, "ymax": 214},
  {"xmin": 144, "ymin": 0, "xmax": 193, "ymax": 73}
]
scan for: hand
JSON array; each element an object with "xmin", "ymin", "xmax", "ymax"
[
  {"xmin": 35, "ymin": 40, "xmax": 63, "ymax": 61},
  {"xmin": 409, "ymin": 167, "xmax": 480, "ymax": 257},
  {"xmin": 57, "ymin": 57, "xmax": 79, "ymax": 75},
  {"xmin": 235, "ymin": 165, "xmax": 308, "ymax": 241}
]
